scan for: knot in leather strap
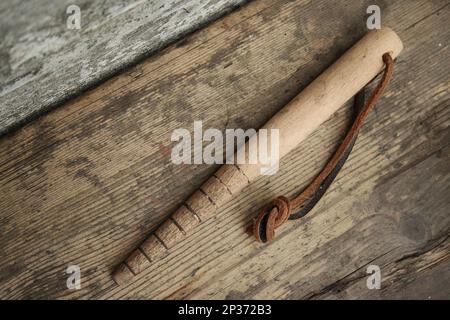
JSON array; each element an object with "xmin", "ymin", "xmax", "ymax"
[{"xmin": 253, "ymin": 196, "xmax": 291, "ymax": 243}]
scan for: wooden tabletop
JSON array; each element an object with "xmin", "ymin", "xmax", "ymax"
[{"xmin": 0, "ymin": 0, "xmax": 448, "ymax": 299}]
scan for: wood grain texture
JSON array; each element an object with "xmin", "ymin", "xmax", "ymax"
[
  {"xmin": 0, "ymin": 0, "xmax": 449, "ymax": 299},
  {"xmin": 0, "ymin": 0, "xmax": 248, "ymax": 135},
  {"xmin": 113, "ymin": 27, "xmax": 403, "ymax": 284}
]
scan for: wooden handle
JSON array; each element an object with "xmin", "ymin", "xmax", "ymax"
[{"xmin": 112, "ymin": 27, "xmax": 403, "ymax": 285}]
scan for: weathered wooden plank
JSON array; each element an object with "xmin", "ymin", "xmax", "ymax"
[
  {"xmin": 0, "ymin": 0, "xmax": 448, "ymax": 299},
  {"xmin": 0, "ymin": 0, "xmax": 248, "ymax": 135},
  {"xmin": 308, "ymin": 235, "xmax": 450, "ymax": 299}
]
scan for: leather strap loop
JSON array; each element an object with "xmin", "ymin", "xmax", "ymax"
[{"xmin": 251, "ymin": 52, "xmax": 395, "ymax": 243}]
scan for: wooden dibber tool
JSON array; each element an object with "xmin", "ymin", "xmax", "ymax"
[{"xmin": 113, "ymin": 27, "xmax": 403, "ymax": 285}]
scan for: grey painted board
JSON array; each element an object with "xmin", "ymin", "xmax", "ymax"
[{"xmin": 0, "ymin": 0, "xmax": 248, "ymax": 136}]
